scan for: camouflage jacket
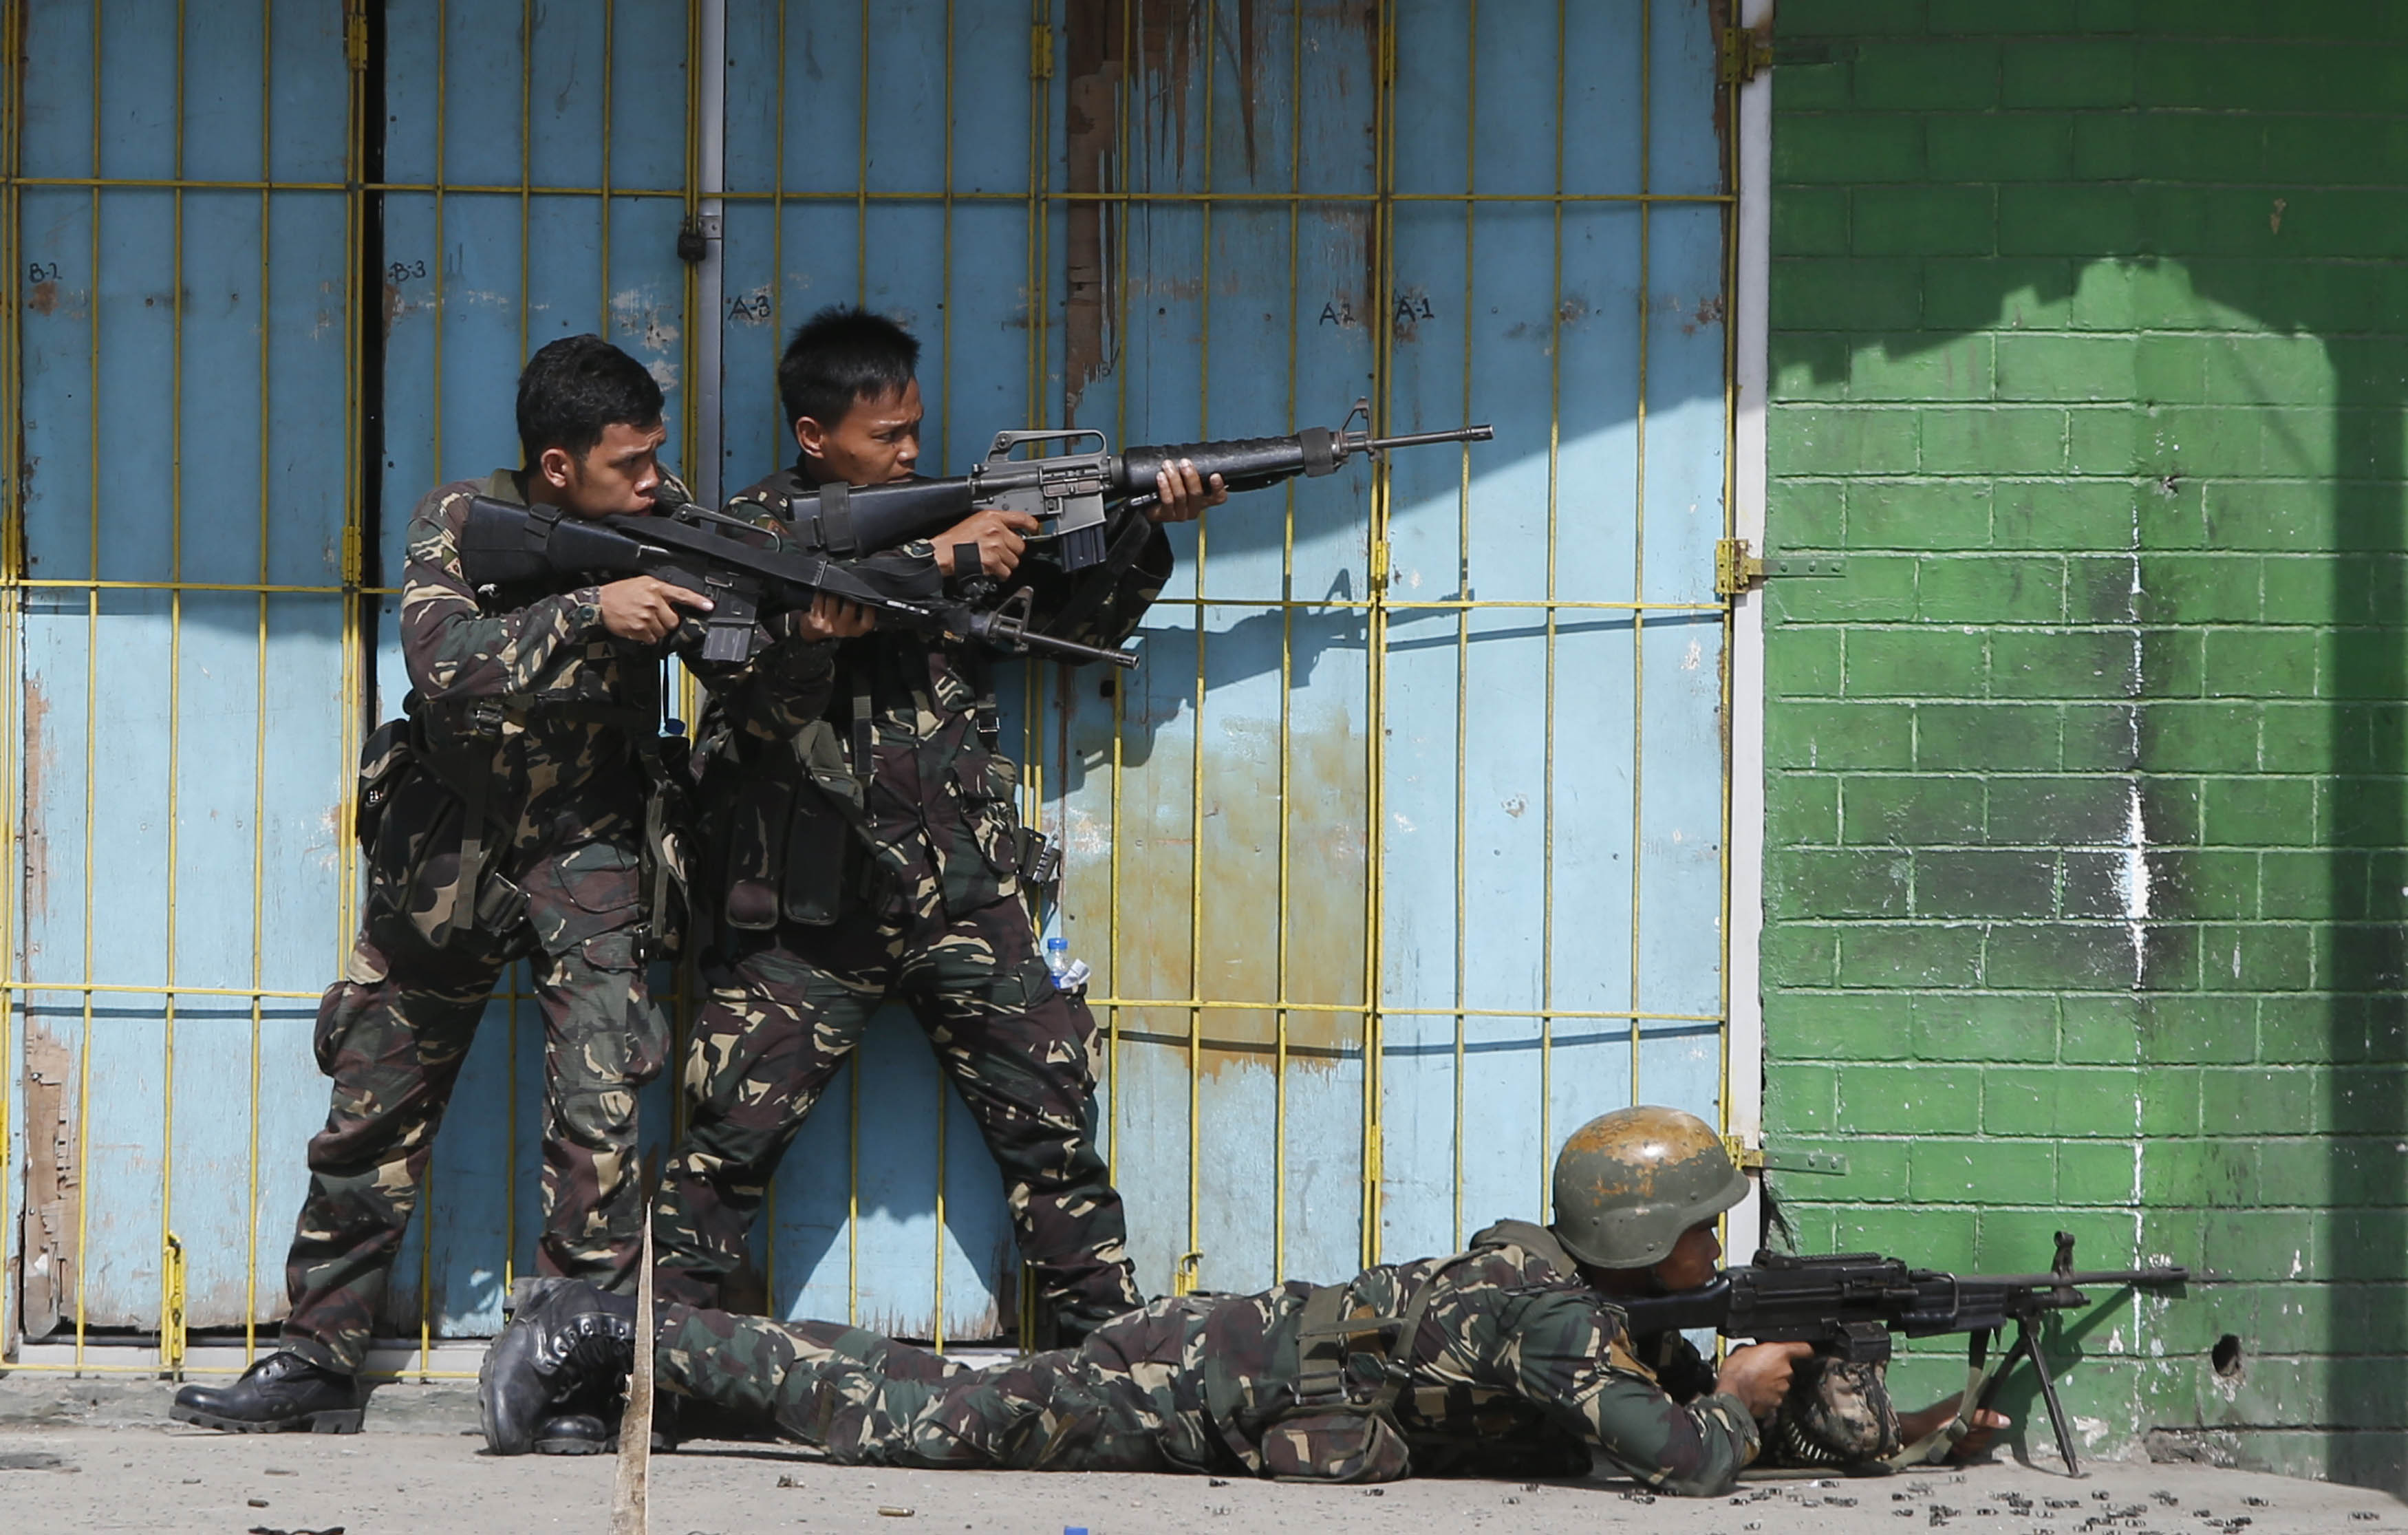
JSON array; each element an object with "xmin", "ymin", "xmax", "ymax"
[
  {"xmin": 1198, "ymin": 1219, "xmax": 1760, "ymax": 1495},
  {"xmin": 399, "ymin": 469, "xmax": 683, "ymax": 857},
  {"xmin": 693, "ymin": 462, "xmax": 1172, "ymax": 927}
]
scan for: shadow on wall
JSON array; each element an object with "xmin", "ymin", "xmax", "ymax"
[{"xmin": 1772, "ymin": 223, "xmax": 2407, "ymax": 1482}]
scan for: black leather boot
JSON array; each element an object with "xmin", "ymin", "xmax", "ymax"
[
  {"xmin": 1038, "ymin": 1298, "xmax": 1139, "ymax": 1352},
  {"xmin": 170, "ymin": 1351, "xmax": 364, "ymax": 1434},
  {"xmin": 480, "ymin": 1281, "xmax": 636, "ymax": 1455}
]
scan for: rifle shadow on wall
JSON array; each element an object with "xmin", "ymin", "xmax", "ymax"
[{"xmin": 1042, "ymin": 577, "xmax": 1714, "ymax": 787}]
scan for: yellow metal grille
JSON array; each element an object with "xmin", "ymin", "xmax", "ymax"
[{"xmin": 0, "ymin": 0, "xmax": 1743, "ymax": 1370}]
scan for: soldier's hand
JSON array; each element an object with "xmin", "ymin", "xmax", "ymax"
[
  {"xmin": 1150, "ymin": 458, "xmax": 1228, "ymax": 523},
  {"xmin": 787, "ymin": 592, "xmax": 876, "ymax": 642},
  {"xmin": 932, "ymin": 508, "xmax": 1041, "ymax": 579},
  {"xmin": 599, "ymin": 575, "xmax": 713, "ymax": 644},
  {"xmin": 1714, "ymin": 1340, "xmax": 1814, "ymax": 1419}
]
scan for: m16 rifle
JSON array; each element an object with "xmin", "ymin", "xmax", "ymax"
[
  {"xmin": 780, "ymin": 398, "xmax": 1495, "ymax": 571},
  {"xmin": 457, "ymin": 495, "xmax": 1139, "ymax": 669},
  {"xmin": 1615, "ymin": 1232, "xmax": 2193, "ymax": 1474}
]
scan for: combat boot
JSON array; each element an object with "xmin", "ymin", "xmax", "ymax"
[
  {"xmin": 480, "ymin": 1281, "xmax": 636, "ymax": 1455},
  {"xmin": 170, "ymin": 1351, "xmax": 365, "ymax": 1434}
]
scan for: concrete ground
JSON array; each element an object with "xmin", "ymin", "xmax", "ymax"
[{"xmin": 0, "ymin": 1382, "xmax": 2401, "ymax": 1535}]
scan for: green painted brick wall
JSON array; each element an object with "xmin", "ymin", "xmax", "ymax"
[{"xmin": 1763, "ymin": 1, "xmax": 2408, "ymax": 1487}]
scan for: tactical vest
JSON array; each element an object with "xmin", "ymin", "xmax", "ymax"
[
  {"xmin": 353, "ymin": 477, "xmax": 691, "ymax": 954},
  {"xmin": 698, "ymin": 466, "xmax": 912, "ymax": 932},
  {"xmin": 1212, "ymin": 1219, "xmax": 1595, "ymax": 1485},
  {"xmin": 705, "ymin": 711, "xmax": 870, "ymax": 932},
  {"xmin": 354, "ymin": 680, "xmax": 685, "ymax": 953},
  {"xmin": 694, "ymin": 468, "xmax": 1058, "ymax": 935}
]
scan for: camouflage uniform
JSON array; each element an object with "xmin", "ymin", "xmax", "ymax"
[
  {"xmin": 650, "ymin": 464, "xmax": 1170, "ymax": 1335},
  {"xmin": 652, "ymin": 1220, "xmax": 1761, "ymax": 1495},
  {"xmin": 279, "ymin": 470, "xmax": 676, "ymax": 1375}
]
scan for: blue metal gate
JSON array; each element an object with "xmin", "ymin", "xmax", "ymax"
[{"xmin": 2, "ymin": 0, "xmax": 1737, "ymax": 1368}]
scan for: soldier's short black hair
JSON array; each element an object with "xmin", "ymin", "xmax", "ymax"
[
  {"xmin": 516, "ymin": 333, "xmax": 664, "ymax": 464},
  {"xmin": 777, "ymin": 305, "xmax": 920, "ymax": 431}
]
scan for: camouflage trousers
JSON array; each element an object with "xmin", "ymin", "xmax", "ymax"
[
  {"xmin": 650, "ymin": 890, "xmax": 1140, "ymax": 1333},
  {"xmin": 281, "ymin": 838, "xmax": 667, "ymax": 1375},
  {"xmin": 656, "ymin": 1294, "xmax": 1230, "ymax": 1472}
]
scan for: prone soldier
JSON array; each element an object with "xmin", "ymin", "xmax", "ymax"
[
  {"xmin": 486, "ymin": 1106, "xmax": 2004, "ymax": 1493},
  {"xmin": 647, "ymin": 306, "xmax": 1225, "ymax": 1340},
  {"xmin": 173, "ymin": 336, "xmax": 707, "ymax": 1444}
]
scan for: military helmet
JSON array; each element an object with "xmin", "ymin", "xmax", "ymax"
[{"xmin": 1549, "ymin": 1105, "xmax": 1750, "ymax": 1269}]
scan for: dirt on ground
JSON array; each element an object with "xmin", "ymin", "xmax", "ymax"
[{"xmin": 0, "ymin": 1423, "xmax": 2402, "ymax": 1535}]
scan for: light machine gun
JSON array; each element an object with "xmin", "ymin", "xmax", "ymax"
[
  {"xmin": 780, "ymin": 398, "xmax": 1496, "ymax": 571},
  {"xmin": 458, "ymin": 495, "xmax": 1140, "ymax": 670},
  {"xmin": 1615, "ymin": 1232, "xmax": 2193, "ymax": 1474}
]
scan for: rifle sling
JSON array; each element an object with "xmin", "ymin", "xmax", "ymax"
[
  {"xmin": 810, "ymin": 480, "xmax": 854, "ymax": 556},
  {"xmin": 850, "ymin": 685, "xmax": 875, "ymax": 787},
  {"xmin": 1884, "ymin": 1326, "xmax": 2007, "ymax": 1470},
  {"xmin": 524, "ymin": 502, "xmax": 563, "ymax": 550},
  {"xmin": 1037, "ymin": 509, "xmax": 1160, "ymax": 646},
  {"xmin": 447, "ymin": 750, "xmax": 491, "ymax": 943}
]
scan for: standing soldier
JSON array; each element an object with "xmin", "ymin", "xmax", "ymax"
[
  {"xmin": 649, "ymin": 306, "xmax": 1225, "ymax": 1343},
  {"xmin": 486, "ymin": 1106, "xmax": 2008, "ymax": 1490},
  {"xmin": 173, "ymin": 336, "xmax": 706, "ymax": 1443}
]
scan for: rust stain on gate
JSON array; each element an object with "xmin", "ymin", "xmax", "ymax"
[
  {"xmin": 1060, "ymin": 0, "xmax": 1298, "ymax": 416},
  {"xmin": 1058, "ymin": 0, "xmax": 1386, "ymax": 1112}
]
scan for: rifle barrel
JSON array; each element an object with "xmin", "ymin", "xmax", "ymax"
[
  {"xmin": 1027, "ymin": 633, "xmax": 1139, "ymax": 669},
  {"xmin": 1960, "ymin": 1267, "xmax": 2191, "ymax": 1289},
  {"xmin": 1362, "ymin": 425, "xmax": 1495, "ymax": 451}
]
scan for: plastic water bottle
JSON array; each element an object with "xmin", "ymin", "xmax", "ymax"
[{"xmin": 1045, "ymin": 936, "xmax": 1073, "ymax": 988}]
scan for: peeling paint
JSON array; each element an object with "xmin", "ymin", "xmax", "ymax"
[
  {"xmin": 610, "ymin": 286, "xmax": 681, "ymax": 354},
  {"xmin": 319, "ymin": 804, "xmax": 345, "ymax": 872},
  {"xmin": 22, "ymin": 281, "xmax": 89, "ymax": 321},
  {"xmin": 21, "ymin": 677, "xmax": 47, "ymax": 919},
  {"xmin": 18, "ymin": 1022, "xmax": 79, "ymax": 1340}
]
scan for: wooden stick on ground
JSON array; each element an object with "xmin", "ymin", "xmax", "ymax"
[{"xmin": 609, "ymin": 1219, "xmax": 654, "ymax": 1535}]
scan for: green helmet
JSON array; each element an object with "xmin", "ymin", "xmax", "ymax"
[{"xmin": 1549, "ymin": 1105, "xmax": 1750, "ymax": 1269}]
